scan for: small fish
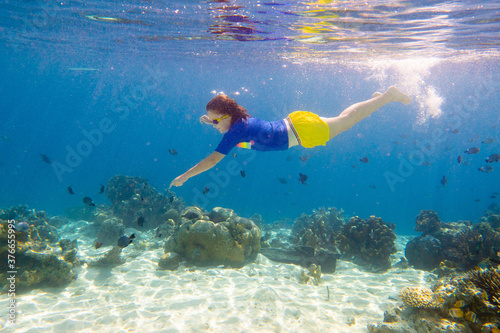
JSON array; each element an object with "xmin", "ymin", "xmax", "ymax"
[
  {"xmin": 155, "ymin": 227, "xmax": 162, "ymax": 238},
  {"xmin": 457, "ymin": 155, "xmax": 462, "ymax": 164},
  {"xmin": 240, "ymin": 170, "xmax": 246, "ymax": 177},
  {"xmin": 491, "ymin": 195, "xmax": 497, "ymax": 199},
  {"xmin": 422, "ymin": 161, "xmax": 431, "ymax": 166},
  {"xmin": 83, "ymin": 196, "xmax": 95, "ymax": 207},
  {"xmin": 464, "ymin": 311, "xmax": 477, "ymax": 323},
  {"xmin": 454, "ymin": 300, "xmax": 466, "ymax": 308},
  {"xmin": 482, "ymin": 138, "xmax": 494, "ymax": 144},
  {"xmin": 360, "ymin": 157, "xmax": 369, "ymax": 163},
  {"xmin": 232, "ymin": 152, "xmax": 237, "ymax": 158},
  {"xmin": 441, "ymin": 175, "xmax": 448, "ymax": 186},
  {"xmin": 351, "ymin": 164, "xmax": 357, "ymax": 169},
  {"xmin": 299, "ymin": 154, "xmax": 311, "ymax": 162},
  {"xmin": 285, "ymin": 155, "xmax": 293, "ymax": 162},
  {"xmin": 449, "ymin": 308, "xmax": 464, "ymax": 318},
  {"xmin": 14, "ymin": 222, "xmax": 30, "ymax": 232},
  {"xmin": 464, "ymin": 147, "xmax": 480, "ymax": 154},
  {"xmin": 137, "ymin": 216, "xmax": 145, "ymax": 227},
  {"xmin": 67, "ymin": 185, "xmax": 75, "ymax": 195},
  {"xmin": 169, "ymin": 196, "xmax": 174, "ymax": 203},
  {"xmin": 486, "ymin": 153, "xmax": 500, "ymax": 163},
  {"xmin": 40, "ymin": 154, "xmax": 52, "ymax": 164},
  {"xmin": 1, "ymin": 135, "xmax": 11, "ymax": 142},
  {"xmin": 451, "ymin": 129, "xmax": 460, "ymax": 134},
  {"xmin": 298, "ymin": 173, "xmax": 308, "ymax": 185},
  {"xmin": 168, "ymin": 149, "xmax": 178, "ymax": 156},
  {"xmin": 400, "ymin": 134, "xmax": 407, "ymax": 139},
  {"xmin": 99, "ymin": 184, "xmax": 105, "ymax": 194},
  {"xmin": 369, "ymin": 185, "xmax": 377, "ymax": 189},
  {"xmin": 202, "ymin": 186, "xmax": 210, "ymax": 194},
  {"xmin": 117, "ymin": 234, "xmax": 135, "ymax": 248},
  {"xmin": 478, "ymin": 165, "xmax": 493, "ymax": 173},
  {"xmin": 369, "ymin": 229, "xmax": 375, "ymax": 239},
  {"xmin": 392, "ymin": 141, "xmax": 399, "ymax": 145},
  {"xmin": 475, "ymin": 199, "xmax": 481, "ymax": 202},
  {"xmin": 277, "ymin": 177, "xmax": 288, "ymax": 184},
  {"xmin": 95, "ymin": 241, "xmax": 103, "ymax": 249}
]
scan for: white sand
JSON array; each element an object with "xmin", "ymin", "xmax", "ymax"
[{"xmin": 0, "ymin": 227, "xmax": 436, "ymax": 333}]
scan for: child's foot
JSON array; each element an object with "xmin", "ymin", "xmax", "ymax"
[{"xmin": 386, "ymin": 86, "xmax": 412, "ymax": 105}]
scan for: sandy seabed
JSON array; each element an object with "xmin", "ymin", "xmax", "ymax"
[{"xmin": 0, "ymin": 227, "xmax": 434, "ymax": 333}]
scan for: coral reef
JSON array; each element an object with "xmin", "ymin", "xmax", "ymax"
[
  {"xmin": 105, "ymin": 175, "xmax": 186, "ymax": 229},
  {"xmin": 0, "ymin": 205, "xmax": 77, "ymax": 293},
  {"xmin": 406, "ymin": 210, "xmax": 500, "ymax": 273},
  {"xmin": 467, "ymin": 267, "xmax": 500, "ymax": 307},
  {"xmin": 336, "ymin": 216, "xmax": 397, "ymax": 272},
  {"xmin": 399, "ymin": 286, "xmax": 443, "ymax": 308},
  {"xmin": 163, "ymin": 207, "xmax": 261, "ymax": 267},
  {"xmin": 369, "ymin": 271, "xmax": 500, "ymax": 333},
  {"xmin": 291, "ymin": 207, "xmax": 344, "ymax": 251}
]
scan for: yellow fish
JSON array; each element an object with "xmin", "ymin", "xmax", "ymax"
[
  {"xmin": 449, "ymin": 308, "xmax": 464, "ymax": 318},
  {"xmin": 454, "ymin": 300, "xmax": 466, "ymax": 308},
  {"xmin": 464, "ymin": 311, "xmax": 477, "ymax": 323}
]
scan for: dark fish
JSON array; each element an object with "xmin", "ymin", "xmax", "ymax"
[
  {"xmin": 369, "ymin": 185, "xmax": 377, "ymax": 189},
  {"xmin": 425, "ymin": 144, "xmax": 432, "ymax": 150},
  {"xmin": 155, "ymin": 227, "xmax": 162, "ymax": 238},
  {"xmin": 99, "ymin": 184, "xmax": 105, "ymax": 194},
  {"xmin": 400, "ymin": 134, "xmax": 407, "ymax": 139},
  {"xmin": 482, "ymin": 138, "xmax": 494, "ymax": 144},
  {"xmin": 478, "ymin": 165, "xmax": 493, "ymax": 173},
  {"xmin": 14, "ymin": 222, "xmax": 29, "ymax": 232},
  {"xmin": 451, "ymin": 129, "xmax": 460, "ymax": 134},
  {"xmin": 1, "ymin": 136, "xmax": 11, "ymax": 142},
  {"xmin": 40, "ymin": 154, "xmax": 52, "ymax": 164},
  {"xmin": 490, "ymin": 195, "xmax": 496, "ymax": 199},
  {"xmin": 169, "ymin": 196, "xmax": 174, "ymax": 203},
  {"xmin": 298, "ymin": 173, "xmax": 308, "ymax": 185},
  {"xmin": 202, "ymin": 186, "xmax": 210, "ymax": 194},
  {"xmin": 458, "ymin": 155, "xmax": 462, "ymax": 164},
  {"xmin": 475, "ymin": 199, "xmax": 481, "ymax": 202},
  {"xmin": 67, "ymin": 185, "xmax": 75, "ymax": 195},
  {"xmin": 83, "ymin": 196, "xmax": 95, "ymax": 207},
  {"xmin": 137, "ymin": 216, "xmax": 145, "ymax": 227},
  {"xmin": 360, "ymin": 157, "xmax": 369, "ymax": 163},
  {"xmin": 95, "ymin": 241, "xmax": 103, "ymax": 249},
  {"xmin": 168, "ymin": 149, "xmax": 178, "ymax": 156},
  {"xmin": 299, "ymin": 154, "xmax": 311, "ymax": 162},
  {"xmin": 441, "ymin": 175, "xmax": 448, "ymax": 186},
  {"xmin": 240, "ymin": 170, "xmax": 246, "ymax": 177},
  {"xmin": 232, "ymin": 152, "xmax": 237, "ymax": 158},
  {"xmin": 486, "ymin": 154, "xmax": 500, "ymax": 163},
  {"xmin": 464, "ymin": 147, "xmax": 480, "ymax": 154},
  {"xmin": 351, "ymin": 164, "xmax": 357, "ymax": 169},
  {"xmin": 422, "ymin": 161, "xmax": 431, "ymax": 166},
  {"xmin": 117, "ymin": 234, "xmax": 135, "ymax": 248},
  {"xmin": 392, "ymin": 141, "xmax": 399, "ymax": 145},
  {"xmin": 277, "ymin": 177, "xmax": 288, "ymax": 184}
]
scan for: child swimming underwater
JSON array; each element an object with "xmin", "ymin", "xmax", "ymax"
[{"xmin": 169, "ymin": 86, "xmax": 412, "ymax": 188}]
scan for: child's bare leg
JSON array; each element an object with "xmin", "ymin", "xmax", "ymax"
[{"xmin": 322, "ymin": 86, "xmax": 411, "ymax": 139}]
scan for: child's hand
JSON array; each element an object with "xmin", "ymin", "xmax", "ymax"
[
  {"xmin": 199, "ymin": 115, "xmax": 211, "ymax": 124},
  {"xmin": 169, "ymin": 175, "xmax": 187, "ymax": 188}
]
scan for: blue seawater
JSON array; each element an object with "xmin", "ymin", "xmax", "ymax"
[{"xmin": 1, "ymin": 0, "xmax": 499, "ymax": 235}]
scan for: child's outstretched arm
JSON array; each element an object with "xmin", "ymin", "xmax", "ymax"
[{"xmin": 169, "ymin": 151, "xmax": 225, "ymax": 188}]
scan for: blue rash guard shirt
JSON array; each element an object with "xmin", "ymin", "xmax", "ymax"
[{"xmin": 215, "ymin": 118, "xmax": 289, "ymax": 155}]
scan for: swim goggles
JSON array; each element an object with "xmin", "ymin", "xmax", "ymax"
[{"xmin": 211, "ymin": 114, "xmax": 228, "ymax": 125}]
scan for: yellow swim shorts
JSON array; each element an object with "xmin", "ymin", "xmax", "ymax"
[{"xmin": 287, "ymin": 111, "xmax": 330, "ymax": 148}]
